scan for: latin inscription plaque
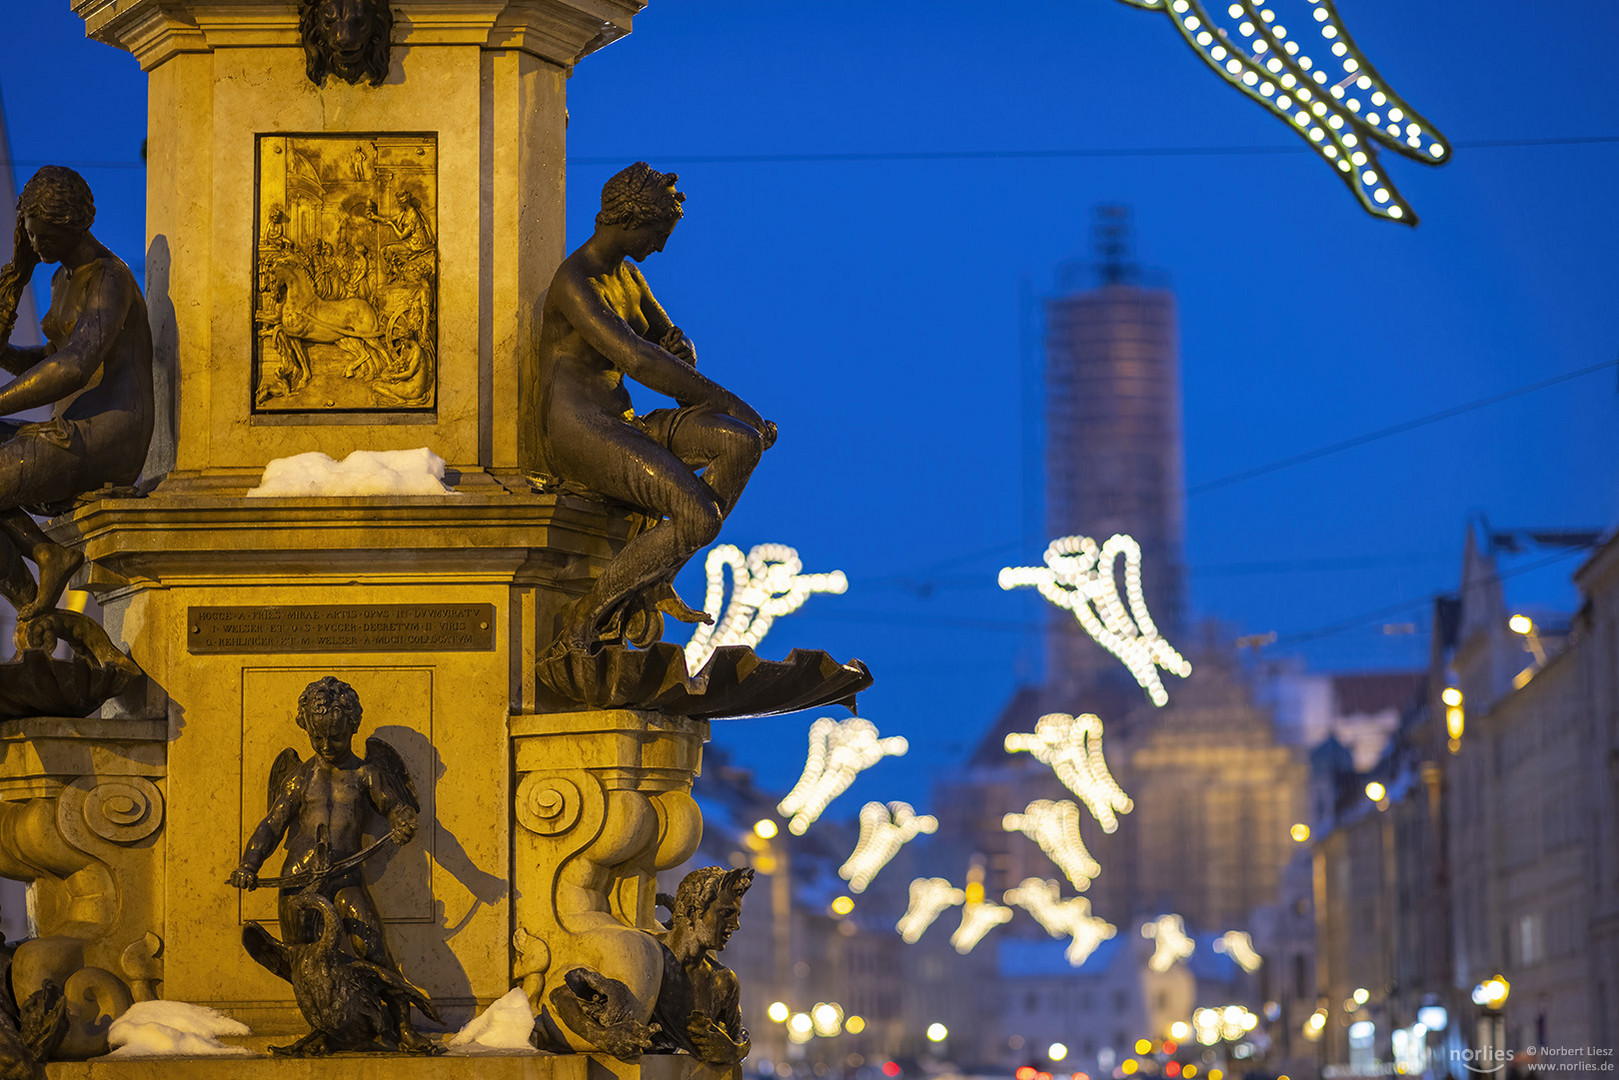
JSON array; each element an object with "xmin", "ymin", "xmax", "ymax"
[{"xmin": 188, "ymin": 604, "xmax": 493, "ymax": 654}]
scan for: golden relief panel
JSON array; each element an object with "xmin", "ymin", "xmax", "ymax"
[{"xmin": 253, "ymin": 134, "xmax": 438, "ymax": 412}]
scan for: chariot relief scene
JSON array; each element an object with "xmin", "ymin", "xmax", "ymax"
[{"xmin": 254, "ymin": 134, "xmax": 438, "ymax": 412}]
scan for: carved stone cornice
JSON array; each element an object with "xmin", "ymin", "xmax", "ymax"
[
  {"xmin": 55, "ymin": 491, "xmax": 636, "ymax": 588},
  {"xmin": 73, "ymin": 0, "xmax": 645, "ymax": 71}
]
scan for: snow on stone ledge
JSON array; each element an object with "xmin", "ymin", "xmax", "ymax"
[
  {"xmin": 106, "ymin": 1001, "xmax": 254, "ymax": 1057},
  {"xmin": 246, "ymin": 448, "xmax": 460, "ymax": 497},
  {"xmin": 445, "ymin": 988, "xmax": 538, "ymax": 1054}
]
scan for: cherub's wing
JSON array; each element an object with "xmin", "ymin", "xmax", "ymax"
[
  {"xmin": 364, "ymin": 737, "xmax": 420, "ymax": 813},
  {"xmin": 1118, "ymin": 0, "xmax": 1450, "ymax": 224},
  {"xmin": 350, "ymin": 959, "xmax": 442, "ymax": 1025},
  {"xmin": 242, "ymin": 923, "xmax": 292, "ymax": 983},
  {"xmin": 268, "ymin": 748, "xmax": 301, "ymax": 812}
]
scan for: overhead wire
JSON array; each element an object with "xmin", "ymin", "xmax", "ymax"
[
  {"xmin": 1188, "ymin": 357, "xmax": 1619, "ymax": 497},
  {"xmin": 3, "ymin": 134, "xmax": 1616, "ymax": 172}
]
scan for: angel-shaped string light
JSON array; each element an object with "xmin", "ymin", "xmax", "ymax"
[
  {"xmin": 839, "ymin": 802, "xmax": 938, "ymax": 893},
  {"xmin": 684, "ymin": 543, "xmax": 847, "ymax": 673},
  {"xmin": 777, "ymin": 718, "xmax": 909, "ymax": 835},
  {"xmin": 1004, "ymin": 714, "xmax": 1135, "ymax": 832},
  {"xmin": 897, "ymin": 878, "xmax": 966, "ymax": 943},
  {"xmin": 1003, "ymin": 878, "xmax": 1118, "ymax": 966},
  {"xmin": 1141, "ymin": 913, "xmax": 1197, "ymax": 972},
  {"xmin": 951, "ymin": 900, "xmax": 1014, "ymax": 954},
  {"xmin": 1000, "ymin": 534, "xmax": 1190, "ymax": 706},
  {"xmin": 1109, "ymin": 0, "xmax": 1450, "ymax": 224},
  {"xmin": 1213, "ymin": 929, "xmax": 1264, "ymax": 972},
  {"xmin": 1001, "ymin": 800, "xmax": 1104, "ymax": 891}
]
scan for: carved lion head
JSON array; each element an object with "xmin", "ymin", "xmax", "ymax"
[{"xmin": 298, "ymin": 0, "xmax": 393, "ymax": 88}]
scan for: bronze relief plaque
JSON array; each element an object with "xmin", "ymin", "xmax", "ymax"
[{"xmin": 254, "ymin": 134, "xmax": 438, "ymax": 412}]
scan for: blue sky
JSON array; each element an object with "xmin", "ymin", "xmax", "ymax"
[{"xmin": 4, "ymin": 1, "xmax": 1616, "ymax": 809}]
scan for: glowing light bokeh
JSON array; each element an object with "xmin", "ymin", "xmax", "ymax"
[
  {"xmin": 777, "ymin": 717, "xmax": 909, "ymax": 835},
  {"xmin": 1000, "ymin": 535, "xmax": 1190, "ymax": 706},
  {"xmin": 1003, "ymin": 877, "xmax": 1118, "ymax": 966},
  {"xmin": 897, "ymin": 877, "xmax": 966, "ymax": 943},
  {"xmin": 684, "ymin": 543, "xmax": 847, "ymax": 672},
  {"xmin": 839, "ymin": 802, "xmax": 939, "ymax": 893},
  {"xmin": 1212, "ymin": 930, "xmax": 1263, "ymax": 973},
  {"xmin": 1002, "ymin": 799, "xmax": 1104, "ymax": 891},
  {"xmin": 951, "ymin": 900, "xmax": 1014, "ymax": 954},
  {"xmin": 1141, "ymin": 913, "xmax": 1197, "ymax": 972},
  {"xmin": 1004, "ymin": 714, "xmax": 1134, "ymax": 832}
]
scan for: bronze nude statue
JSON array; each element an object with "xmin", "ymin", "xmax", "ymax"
[
  {"xmin": 534, "ymin": 163, "xmax": 776, "ymax": 660},
  {"xmin": 298, "ymin": 0, "xmax": 393, "ymax": 88},
  {"xmin": 229, "ymin": 677, "xmax": 442, "ymax": 1055},
  {"xmin": 649, "ymin": 867, "xmax": 753, "ymax": 1066},
  {"xmin": 0, "ymin": 167, "xmax": 153, "ymax": 626}
]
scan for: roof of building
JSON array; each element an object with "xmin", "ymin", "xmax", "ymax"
[
  {"xmin": 1330, "ymin": 672, "xmax": 1426, "ymax": 717},
  {"xmin": 998, "ymin": 934, "xmax": 1125, "ymax": 979}
]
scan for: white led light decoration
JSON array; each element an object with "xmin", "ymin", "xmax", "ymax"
[
  {"xmin": 1002, "ymin": 799, "xmax": 1103, "ymax": 890},
  {"xmin": 1141, "ymin": 914, "xmax": 1196, "ymax": 972},
  {"xmin": 1003, "ymin": 878, "xmax": 1118, "ymax": 966},
  {"xmin": 1004, "ymin": 714, "xmax": 1134, "ymax": 831},
  {"xmin": 1106, "ymin": 0, "xmax": 1450, "ymax": 224},
  {"xmin": 839, "ymin": 802, "xmax": 939, "ymax": 893},
  {"xmin": 777, "ymin": 718, "xmax": 909, "ymax": 835},
  {"xmin": 685, "ymin": 543, "xmax": 847, "ymax": 673},
  {"xmin": 897, "ymin": 878, "xmax": 966, "ymax": 943},
  {"xmin": 1212, "ymin": 930, "xmax": 1264, "ymax": 973},
  {"xmin": 1000, "ymin": 535, "xmax": 1190, "ymax": 706},
  {"xmin": 950, "ymin": 900, "xmax": 1014, "ymax": 954}
]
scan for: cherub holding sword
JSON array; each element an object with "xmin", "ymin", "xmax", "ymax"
[{"xmin": 228, "ymin": 676, "xmax": 437, "ymax": 1052}]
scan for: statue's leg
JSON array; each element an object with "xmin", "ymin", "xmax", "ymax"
[
  {"xmin": 0, "ymin": 527, "xmax": 35, "ymax": 614},
  {"xmin": 1, "ymin": 510, "xmax": 83, "ymax": 620},
  {"xmin": 553, "ymin": 426, "xmax": 727, "ymax": 649},
  {"xmin": 335, "ymin": 886, "xmax": 438, "ymax": 1048},
  {"xmin": 665, "ymin": 409, "xmax": 765, "ymax": 516}
]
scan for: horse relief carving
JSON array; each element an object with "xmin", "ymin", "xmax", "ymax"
[{"xmin": 254, "ymin": 135, "xmax": 437, "ymax": 411}]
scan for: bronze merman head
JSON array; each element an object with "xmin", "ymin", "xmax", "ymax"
[{"xmin": 671, "ymin": 866, "xmax": 754, "ymax": 953}]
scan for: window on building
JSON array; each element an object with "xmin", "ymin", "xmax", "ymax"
[{"xmin": 1114, "ymin": 991, "xmax": 1128, "ymax": 1013}]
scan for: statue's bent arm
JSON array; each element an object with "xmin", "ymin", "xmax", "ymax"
[
  {"xmin": 560, "ymin": 272, "xmax": 754, "ymax": 425},
  {"xmin": 240, "ymin": 772, "xmax": 303, "ymax": 872},
  {"xmin": 0, "ymin": 263, "xmax": 131, "ymax": 416},
  {"xmin": 0, "ymin": 344, "xmax": 45, "ymax": 377}
]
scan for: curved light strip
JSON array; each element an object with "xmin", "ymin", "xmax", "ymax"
[
  {"xmin": 685, "ymin": 543, "xmax": 847, "ymax": 673},
  {"xmin": 1002, "ymin": 799, "xmax": 1104, "ymax": 891},
  {"xmin": 897, "ymin": 878, "xmax": 966, "ymax": 943},
  {"xmin": 1115, "ymin": 0, "xmax": 1450, "ymax": 224},
  {"xmin": 1141, "ymin": 913, "xmax": 1197, "ymax": 972},
  {"xmin": 839, "ymin": 802, "xmax": 939, "ymax": 893},
  {"xmin": 1004, "ymin": 713, "xmax": 1135, "ymax": 832},
  {"xmin": 1003, "ymin": 878, "xmax": 1118, "ymax": 966},
  {"xmin": 951, "ymin": 900, "xmax": 1014, "ymax": 954},
  {"xmin": 777, "ymin": 717, "xmax": 909, "ymax": 835},
  {"xmin": 1213, "ymin": 929, "xmax": 1264, "ymax": 972},
  {"xmin": 1000, "ymin": 534, "xmax": 1190, "ymax": 706}
]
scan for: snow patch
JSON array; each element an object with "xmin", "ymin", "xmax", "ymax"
[
  {"xmin": 445, "ymin": 988, "xmax": 537, "ymax": 1054},
  {"xmin": 246, "ymin": 448, "xmax": 459, "ymax": 497},
  {"xmin": 106, "ymin": 1001, "xmax": 253, "ymax": 1058}
]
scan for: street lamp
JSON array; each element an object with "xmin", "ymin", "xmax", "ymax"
[{"xmin": 1473, "ymin": 974, "xmax": 1511, "ymax": 1074}]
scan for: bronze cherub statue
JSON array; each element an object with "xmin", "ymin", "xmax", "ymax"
[{"xmin": 228, "ymin": 677, "xmax": 442, "ymax": 1055}]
